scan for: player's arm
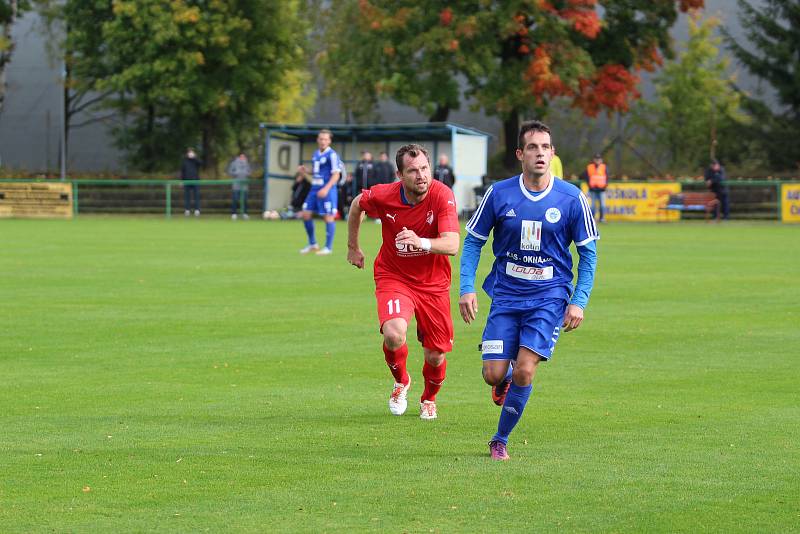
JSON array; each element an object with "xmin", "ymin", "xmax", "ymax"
[
  {"xmin": 395, "ymin": 187, "xmax": 460, "ymax": 255},
  {"xmin": 458, "ymin": 185, "xmax": 495, "ymax": 324},
  {"xmin": 347, "ymin": 194, "xmax": 368, "ymax": 269},
  {"xmin": 320, "ymin": 152, "xmax": 342, "ymax": 195},
  {"xmin": 564, "ymin": 233, "xmax": 598, "ymax": 332},
  {"xmin": 317, "ymin": 170, "xmax": 340, "ymax": 198},
  {"xmin": 458, "ymin": 233, "xmax": 486, "ymax": 324},
  {"xmin": 394, "ymin": 228, "xmax": 459, "ymax": 256}
]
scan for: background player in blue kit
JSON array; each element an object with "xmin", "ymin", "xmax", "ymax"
[
  {"xmin": 300, "ymin": 129, "xmax": 341, "ymax": 255},
  {"xmin": 458, "ymin": 120, "xmax": 599, "ymax": 461}
]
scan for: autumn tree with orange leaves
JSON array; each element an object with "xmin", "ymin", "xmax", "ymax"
[{"xmin": 320, "ymin": 0, "xmax": 704, "ymax": 168}]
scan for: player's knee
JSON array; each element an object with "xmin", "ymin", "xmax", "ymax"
[
  {"xmin": 481, "ymin": 366, "xmax": 505, "ymax": 386},
  {"xmin": 383, "ymin": 329, "xmax": 406, "ymax": 350},
  {"xmin": 511, "ymin": 367, "xmax": 533, "ymax": 387},
  {"xmin": 424, "ymin": 351, "xmax": 445, "ymax": 366},
  {"xmin": 384, "ymin": 333, "xmax": 405, "ymax": 350}
]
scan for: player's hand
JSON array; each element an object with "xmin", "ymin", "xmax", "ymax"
[
  {"xmin": 562, "ymin": 304, "xmax": 584, "ymax": 332},
  {"xmin": 458, "ymin": 292, "xmax": 479, "ymax": 324},
  {"xmin": 347, "ymin": 246, "xmax": 365, "ymax": 269},
  {"xmin": 316, "ymin": 187, "xmax": 329, "ymax": 198},
  {"xmin": 395, "ymin": 226, "xmax": 420, "ymax": 248}
]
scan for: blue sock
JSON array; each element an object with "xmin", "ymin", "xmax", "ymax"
[
  {"xmin": 504, "ymin": 362, "xmax": 514, "ymax": 382},
  {"xmin": 303, "ymin": 219, "xmax": 316, "ymax": 245},
  {"xmin": 493, "ymin": 382, "xmax": 532, "ymax": 445},
  {"xmin": 325, "ymin": 221, "xmax": 335, "ymax": 250}
]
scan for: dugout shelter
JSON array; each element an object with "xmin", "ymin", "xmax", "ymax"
[{"xmin": 259, "ymin": 122, "xmax": 491, "ymax": 215}]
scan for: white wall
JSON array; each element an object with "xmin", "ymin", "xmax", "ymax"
[
  {"xmin": 452, "ymin": 133, "xmax": 488, "ymax": 211},
  {"xmin": 265, "ymin": 136, "xmax": 300, "ymax": 210}
]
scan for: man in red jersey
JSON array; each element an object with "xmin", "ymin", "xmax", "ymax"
[{"xmin": 347, "ymin": 144, "xmax": 460, "ymax": 420}]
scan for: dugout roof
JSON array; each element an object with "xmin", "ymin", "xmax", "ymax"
[{"xmin": 258, "ymin": 122, "xmax": 492, "ymax": 142}]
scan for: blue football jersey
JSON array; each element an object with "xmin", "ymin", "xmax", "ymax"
[
  {"xmin": 311, "ymin": 147, "xmax": 341, "ymax": 189},
  {"xmin": 466, "ymin": 175, "xmax": 599, "ymax": 301}
]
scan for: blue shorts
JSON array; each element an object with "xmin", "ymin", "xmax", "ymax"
[
  {"xmin": 480, "ymin": 298, "xmax": 567, "ymax": 361},
  {"xmin": 302, "ymin": 188, "xmax": 338, "ymax": 216}
]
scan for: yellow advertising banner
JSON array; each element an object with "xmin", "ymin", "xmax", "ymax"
[
  {"xmin": 0, "ymin": 182, "xmax": 73, "ymax": 219},
  {"xmin": 581, "ymin": 182, "xmax": 681, "ymax": 222},
  {"xmin": 781, "ymin": 184, "xmax": 800, "ymax": 223}
]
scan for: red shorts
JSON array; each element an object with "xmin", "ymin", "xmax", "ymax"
[{"xmin": 375, "ymin": 282, "xmax": 454, "ymax": 354}]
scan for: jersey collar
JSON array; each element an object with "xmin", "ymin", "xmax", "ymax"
[
  {"xmin": 400, "ymin": 185, "xmax": 413, "ymax": 206},
  {"xmin": 518, "ymin": 173, "xmax": 554, "ymax": 202}
]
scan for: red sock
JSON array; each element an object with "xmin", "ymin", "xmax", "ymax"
[
  {"xmin": 383, "ymin": 343, "xmax": 409, "ymax": 385},
  {"xmin": 421, "ymin": 359, "xmax": 447, "ymax": 402}
]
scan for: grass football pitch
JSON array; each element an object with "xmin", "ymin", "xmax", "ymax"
[{"xmin": 1, "ymin": 217, "xmax": 798, "ymax": 533}]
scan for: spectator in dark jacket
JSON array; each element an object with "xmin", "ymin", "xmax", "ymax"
[
  {"xmin": 180, "ymin": 148, "xmax": 202, "ymax": 216},
  {"xmin": 354, "ymin": 151, "xmax": 377, "ymax": 192},
  {"xmin": 704, "ymin": 159, "xmax": 730, "ymax": 220},
  {"xmin": 434, "ymin": 154, "xmax": 456, "ymax": 189},
  {"xmin": 374, "ymin": 151, "xmax": 395, "ymax": 185}
]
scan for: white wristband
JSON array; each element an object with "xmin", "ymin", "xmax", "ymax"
[{"xmin": 419, "ymin": 238, "xmax": 432, "ymax": 251}]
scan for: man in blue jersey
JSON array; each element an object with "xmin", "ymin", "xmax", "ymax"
[
  {"xmin": 459, "ymin": 120, "xmax": 599, "ymax": 461},
  {"xmin": 300, "ymin": 129, "xmax": 341, "ymax": 255}
]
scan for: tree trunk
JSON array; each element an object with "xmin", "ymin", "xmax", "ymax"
[
  {"xmin": 428, "ymin": 104, "xmax": 450, "ymax": 123},
  {"xmin": 142, "ymin": 105, "xmax": 156, "ymax": 172},
  {"xmin": 201, "ymin": 117, "xmax": 218, "ymax": 178},
  {"xmin": 502, "ymin": 110, "xmax": 521, "ymax": 171}
]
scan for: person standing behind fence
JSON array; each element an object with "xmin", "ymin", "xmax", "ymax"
[
  {"xmin": 227, "ymin": 152, "xmax": 252, "ymax": 220},
  {"xmin": 180, "ymin": 147, "xmax": 202, "ymax": 216},
  {"xmin": 433, "ymin": 154, "xmax": 456, "ymax": 189},
  {"xmin": 704, "ymin": 159, "xmax": 730, "ymax": 220},
  {"xmin": 336, "ymin": 159, "xmax": 348, "ymax": 219},
  {"xmin": 354, "ymin": 151, "xmax": 377, "ymax": 191},
  {"xmin": 375, "ymin": 151, "xmax": 395, "ymax": 185},
  {"xmin": 581, "ymin": 153, "xmax": 608, "ymax": 223},
  {"xmin": 300, "ymin": 129, "xmax": 341, "ymax": 255}
]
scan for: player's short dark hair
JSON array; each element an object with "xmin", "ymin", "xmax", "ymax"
[
  {"xmin": 518, "ymin": 120, "xmax": 552, "ymax": 149},
  {"xmin": 395, "ymin": 144, "xmax": 430, "ymax": 172},
  {"xmin": 318, "ymin": 128, "xmax": 333, "ymax": 139}
]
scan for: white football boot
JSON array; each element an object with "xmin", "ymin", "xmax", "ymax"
[
  {"xmin": 388, "ymin": 378, "xmax": 411, "ymax": 416},
  {"xmin": 419, "ymin": 400, "xmax": 438, "ymax": 420}
]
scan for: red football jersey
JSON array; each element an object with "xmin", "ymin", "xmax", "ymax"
[{"xmin": 359, "ymin": 180, "xmax": 460, "ymax": 293}]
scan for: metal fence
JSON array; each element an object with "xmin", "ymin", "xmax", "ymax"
[{"xmin": 1, "ymin": 178, "xmax": 797, "ymax": 220}]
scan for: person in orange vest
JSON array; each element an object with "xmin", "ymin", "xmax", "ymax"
[{"xmin": 581, "ymin": 153, "xmax": 608, "ymax": 222}]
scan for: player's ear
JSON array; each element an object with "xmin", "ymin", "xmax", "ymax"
[{"xmin": 516, "ymin": 148, "xmax": 523, "ymax": 162}]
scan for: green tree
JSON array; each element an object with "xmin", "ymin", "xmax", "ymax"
[
  {"xmin": 40, "ymin": 0, "xmax": 312, "ymax": 173},
  {"xmin": 723, "ymin": 0, "xmax": 800, "ymax": 171},
  {"xmin": 635, "ymin": 13, "xmax": 747, "ymax": 171},
  {"xmin": 320, "ymin": 0, "xmax": 704, "ymax": 170}
]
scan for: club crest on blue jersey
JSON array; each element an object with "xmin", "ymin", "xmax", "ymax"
[{"xmin": 545, "ymin": 207, "xmax": 561, "ymax": 223}]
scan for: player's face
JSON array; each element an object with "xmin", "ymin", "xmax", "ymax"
[
  {"xmin": 398, "ymin": 153, "xmax": 432, "ymax": 196},
  {"xmin": 516, "ymin": 130, "xmax": 553, "ymax": 177},
  {"xmin": 317, "ymin": 132, "xmax": 331, "ymax": 151}
]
